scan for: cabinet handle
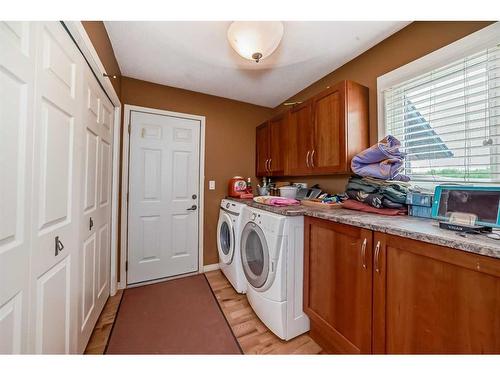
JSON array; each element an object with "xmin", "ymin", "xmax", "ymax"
[
  {"xmin": 374, "ymin": 241, "xmax": 381, "ymax": 273},
  {"xmin": 310, "ymin": 149, "xmax": 316, "ymax": 168},
  {"xmin": 361, "ymin": 238, "xmax": 367, "ymax": 269},
  {"xmin": 306, "ymin": 151, "xmax": 310, "ymax": 168},
  {"xmin": 269, "ymin": 158, "xmax": 272, "ymax": 172},
  {"xmin": 265, "ymin": 159, "xmax": 269, "ymax": 172}
]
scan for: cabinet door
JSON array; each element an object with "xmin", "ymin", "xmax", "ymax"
[
  {"xmin": 268, "ymin": 113, "xmax": 286, "ymax": 175},
  {"xmin": 287, "ymin": 101, "xmax": 313, "ymax": 175},
  {"xmin": 255, "ymin": 122, "xmax": 269, "ymax": 177},
  {"xmin": 311, "ymin": 83, "xmax": 346, "ymax": 173},
  {"xmin": 304, "ymin": 217, "xmax": 373, "ymax": 354},
  {"xmin": 373, "ymin": 233, "xmax": 500, "ymax": 354}
]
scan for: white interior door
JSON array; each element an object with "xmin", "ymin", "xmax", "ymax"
[
  {"xmin": 128, "ymin": 110, "xmax": 200, "ymax": 284},
  {"xmin": 77, "ymin": 64, "xmax": 113, "ymax": 352},
  {"xmin": 0, "ymin": 21, "xmax": 36, "ymax": 354},
  {"xmin": 28, "ymin": 22, "xmax": 83, "ymax": 354}
]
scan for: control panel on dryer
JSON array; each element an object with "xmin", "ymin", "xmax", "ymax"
[{"xmin": 248, "ymin": 210, "xmax": 262, "ymax": 224}]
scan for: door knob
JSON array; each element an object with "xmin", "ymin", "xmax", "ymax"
[
  {"xmin": 186, "ymin": 205, "xmax": 197, "ymax": 211},
  {"xmin": 55, "ymin": 236, "xmax": 64, "ymax": 256}
]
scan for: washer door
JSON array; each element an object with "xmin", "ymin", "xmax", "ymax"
[
  {"xmin": 240, "ymin": 221, "xmax": 269, "ymax": 289},
  {"xmin": 217, "ymin": 212, "xmax": 235, "ymax": 264}
]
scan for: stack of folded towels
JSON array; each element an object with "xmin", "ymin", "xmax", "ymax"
[{"xmin": 344, "ymin": 135, "xmax": 410, "ymax": 216}]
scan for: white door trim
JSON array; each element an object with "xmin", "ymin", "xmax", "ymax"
[
  {"xmin": 62, "ymin": 21, "xmax": 121, "ymax": 296},
  {"xmin": 121, "ymin": 104, "xmax": 206, "ymax": 289}
]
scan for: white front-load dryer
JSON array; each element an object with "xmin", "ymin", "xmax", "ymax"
[
  {"xmin": 240, "ymin": 207, "xmax": 309, "ymax": 340},
  {"xmin": 217, "ymin": 199, "xmax": 247, "ymax": 294}
]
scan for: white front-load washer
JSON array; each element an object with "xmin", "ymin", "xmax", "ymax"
[
  {"xmin": 240, "ymin": 206, "xmax": 309, "ymax": 340},
  {"xmin": 217, "ymin": 199, "xmax": 247, "ymax": 294}
]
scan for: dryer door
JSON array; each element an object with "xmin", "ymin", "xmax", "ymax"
[
  {"xmin": 217, "ymin": 211, "xmax": 235, "ymax": 264},
  {"xmin": 241, "ymin": 222, "xmax": 269, "ymax": 289}
]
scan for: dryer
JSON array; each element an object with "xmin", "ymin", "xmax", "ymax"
[
  {"xmin": 240, "ymin": 207, "xmax": 309, "ymax": 340},
  {"xmin": 217, "ymin": 199, "xmax": 247, "ymax": 293}
]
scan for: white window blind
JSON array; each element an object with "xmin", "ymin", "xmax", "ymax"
[{"xmin": 383, "ymin": 44, "xmax": 500, "ymax": 183}]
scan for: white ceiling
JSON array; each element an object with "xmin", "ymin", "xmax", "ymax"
[{"xmin": 105, "ymin": 21, "xmax": 410, "ymax": 108}]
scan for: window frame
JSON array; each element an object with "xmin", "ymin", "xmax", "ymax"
[{"xmin": 377, "ymin": 22, "xmax": 500, "ymax": 187}]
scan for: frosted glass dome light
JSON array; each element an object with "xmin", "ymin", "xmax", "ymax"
[{"xmin": 227, "ymin": 21, "xmax": 284, "ymax": 63}]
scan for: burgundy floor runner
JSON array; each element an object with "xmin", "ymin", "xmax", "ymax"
[{"xmin": 106, "ymin": 274, "xmax": 241, "ymax": 354}]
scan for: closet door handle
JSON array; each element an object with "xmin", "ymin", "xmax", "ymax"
[
  {"xmin": 361, "ymin": 238, "xmax": 367, "ymax": 269},
  {"xmin": 89, "ymin": 217, "xmax": 94, "ymax": 231},
  {"xmin": 306, "ymin": 151, "xmax": 310, "ymax": 168},
  {"xmin": 55, "ymin": 236, "xmax": 64, "ymax": 256},
  {"xmin": 374, "ymin": 241, "xmax": 381, "ymax": 273},
  {"xmin": 310, "ymin": 149, "xmax": 316, "ymax": 168}
]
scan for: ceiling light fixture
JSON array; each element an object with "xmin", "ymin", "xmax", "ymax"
[{"xmin": 227, "ymin": 21, "xmax": 284, "ymax": 63}]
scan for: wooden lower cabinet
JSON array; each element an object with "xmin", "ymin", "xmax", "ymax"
[
  {"xmin": 303, "ymin": 217, "xmax": 373, "ymax": 354},
  {"xmin": 304, "ymin": 218, "xmax": 500, "ymax": 354},
  {"xmin": 373, "ymin": 232, "xmax": 500, "ymax": 354}
]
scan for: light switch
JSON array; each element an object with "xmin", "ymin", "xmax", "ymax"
[{"xmin": 209, "ymin": 180, "xmax": 216, "ymax": 190}]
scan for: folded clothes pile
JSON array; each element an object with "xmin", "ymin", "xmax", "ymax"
[
  {"xmin": 345, "ymin": 176, "xmax": 410, "ymax": 209},
  {"xmin": 253, "ymin": 196, "xmax": 300, "ymax": 207},
  {"xmin": 345, "ymin": 136, "xmax": 410, "ymax": 215}
]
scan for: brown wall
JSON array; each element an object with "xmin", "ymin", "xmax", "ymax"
[
  {"xmin": 82, "ymin": 21, "xmax": 122, "ymax": 96},
  {"xmin": 272, "ymin": 21, "xmax": 493, "ymax": 194},
  {"xmin": 121, "ymin": 77, "xmax": 273, "ymax": 265}
]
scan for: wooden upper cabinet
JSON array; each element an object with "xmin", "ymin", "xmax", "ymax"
[
  {"xmin": 287, "ymin": 100, "xmax": 313, "ymax": 176},
  {"xmin": 311, "ymin": 83, "xmax": 346, "ymax": 173},
  {"xmin": 284, "ymin": 80, "xmax": 369, "ymax": 176},
  {"xmin": 256, "ymin": 80, "xmax": 368, "ymax": 177},
  {"xmin": 268, "ymin": 113, "xmax": 286, "ymax": 175},
  {"xmin": 255, "ymin": 122, "xmax": 270, "ymax": 177},
  {"xmin": 372, "ymin": 233, "xmax": 500, "ymax": 354},
  {"xmin": 304, "ymin": 217, "xmax": 373, "ymax": 354},
  {"xmin": 256, "ymin": 114, "xmax": 287, "ymax": 177},
  {"xmin": 309, "ymin": 80, "xmax": 369, "ymax": 174}
]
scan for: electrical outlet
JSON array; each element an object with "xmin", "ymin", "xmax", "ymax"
[{"xmin": 209, "ymin": 180, "xmax": 216, "ymax": 190}]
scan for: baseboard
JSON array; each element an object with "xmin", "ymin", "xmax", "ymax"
[{"xmin": 203, "ymin": 263, "xmax": 220, "ymax": 272}]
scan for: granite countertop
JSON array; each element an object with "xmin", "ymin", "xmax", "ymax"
[{"xmin": 228, "ymin": 198, "xmax": 500, "ymax": 260}]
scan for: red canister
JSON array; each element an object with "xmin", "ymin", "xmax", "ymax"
[{"xmin": 227, "ymin": 176, "xmax": 247, "ymax": 198}]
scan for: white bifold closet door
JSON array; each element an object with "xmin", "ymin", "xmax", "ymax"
[
  {"xmin": 28, "ymin": 21, "xmax": 84, "ymax": 354},
  {"xmin": 78, "ymin": 64, "xmax": 114, "ymax": 352},
  {"xmin": 0, "ymin": 21, "xmax": 114, "ymax": 354},
  {"xmin": 0, "ymin": 21, "xmax": 36, "ymax": 354}
]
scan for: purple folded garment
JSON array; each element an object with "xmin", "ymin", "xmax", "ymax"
[{"xmin": 351, "ymin": 135, "xmax": 410, "ymax": 182}]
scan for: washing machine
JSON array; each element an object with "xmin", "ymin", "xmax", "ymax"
[
  {"xmin": 240, "ymin": 206, "xmax": 309, "ymax": 340},
  {"xmin": 217, "ymin": 199, "xmax": 247, "ymax": 294}
]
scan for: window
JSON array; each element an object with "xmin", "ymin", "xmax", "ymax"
[{"xmin": 379, "ymin": 25, "xmax": 500, "ymax": 184}]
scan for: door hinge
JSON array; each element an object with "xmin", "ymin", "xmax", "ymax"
[
  {"xmin": 125, "ymin": 261, "xmax": 128, "ymax": 271},
  {"xmin": 128, "ymin": 123, "xmax": 131, "ymax": 134}
]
